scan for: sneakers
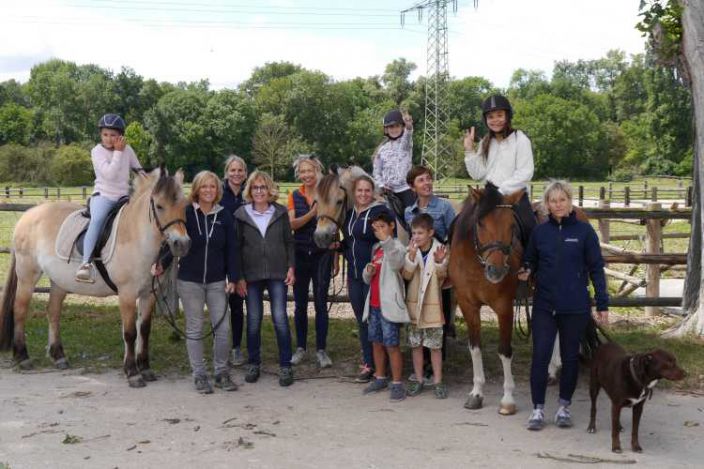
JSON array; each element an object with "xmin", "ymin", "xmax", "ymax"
[
  {"xmin": 363, "ymin": 377, "xmax": 388, "ymax": 394},
  {"xmin": 434, "ymin": 382, "xmax": 448, "ymax": 400},
  {"xmin": 230, "ymin": 348, "xmax": 246, "ymax": 367},
  {"xmin": 214, "ymin": 373, "xmax": 238, "ymax": 391},
  {"xmin": 316, "ymin": 350, "xmax": 333, "ymax": 368},
  {"xmin": 244, "ymin": 365, "xmax": 260, "ymax": 383},
  {"xmin": 389, "ymin": 382, "xmax": 406, "ymax": 402},
  {"xmin": 355, "ymin": 364, "xmax": 374, "ymax": 383},
  {"xmin": 406, "ymin": 381, "xmax": 424, "ymax": 397},
  {"xmin": 290, "ymin": 347, "xmax": 306, "ymax": 365},
  {"xmin": 279, "ymin": 367, "xmax": 294, "ymax": 387},
  {"xmin": 408, "ymin": 372, "xmax": 434, "ymax": 386},
  {"xmin": 527, "ymin": 408, "xmax": 545, "ymax": 431},
  {"xmin": 75, "ymin": 263, "xmax": 95, "ymax": 283},
  {"xmin": 554, "ymin": 406, "xmax": 573, "ymax": 428},
  {"xmin": 194, "ymin": 375, "xmax": 213, "ymax": 394}
]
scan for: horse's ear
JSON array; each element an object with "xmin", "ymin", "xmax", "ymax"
[
  {"xmin": 470, "ymin": 187, "xmax": 483, "ymax": 203},
  {"xmin": 158, "ymin": 162, "xmax": 168, "ymax": 179},
  {"xmin": 174, "ymin": 169, "xmax": 185, "ymax": 186},
  {"xmin": 504, "ymin": 188, "xmax": 525, "ymax": 205},
  {"xmin": 328, "ymin": 163, "xmax": 339, "ymax": 175}
]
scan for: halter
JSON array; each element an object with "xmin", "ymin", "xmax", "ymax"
[
  {"xmin": 149, "ymin": 197, "xmax": 187, "ymax": 234},
  {"xmin": 472, "ymin": 203, "xmax": 518, "ymax": 267},
  {"xmin": 316, "ymin": 184, "xmax": 348, "ymax": 232}
]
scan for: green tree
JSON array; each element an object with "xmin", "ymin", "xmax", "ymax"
[
  {"xmin": 381, "ymin": 58, "xmax": 417, "ymax": 105},
  {"xmin": 124, "ymin": 121, "xmax": 153, "ymax": 167},
  {"xmin": 251, "ymin": 114, "xmax": 309, "ymax": 180},
  {"xmin": 51, "ymin": 144, "xmax": 93, "ymax": 185},
  {"xmin": 0, "ymin": 143, "xmax": 55, "ymax": 184},
  {"xmin": 202, "ymin": 90, "xmax": 257, "ymax": 167},
  {"xmin": 0, "ymin": 103, "xmax": 34, "ymax": 145}
]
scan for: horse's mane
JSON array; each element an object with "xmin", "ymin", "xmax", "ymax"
[
  {"xmin": 318, "ymin": 165, "xmax": 376, "ymax": 210},
  {"xmin": 454, "ymin": 182, "xmax": 504, "ymax": 242},
  {"xmin": 154, "ymin": 174, "xmax": 182, "ymax": 202},
  {"xmin": 317, "ymin": 172, "xmax": 340, "ymax": 204}
]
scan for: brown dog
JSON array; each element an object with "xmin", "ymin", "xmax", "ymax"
[{"xmin": 587, "ymin": 342, "xmax": 685, "ymax": 453}]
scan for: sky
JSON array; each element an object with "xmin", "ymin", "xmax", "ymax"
[{"xmin": 0, "ymin": 0, "xmax": 647, "ymax": 89}]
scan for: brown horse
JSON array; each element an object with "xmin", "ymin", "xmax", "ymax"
[
  {"xmin": 0, "ymin": 168, "xmax": 190, "ymax": 387},
  {"xmin": 449, "ymin": 182, "xmax": 525, "ymax": 414}
]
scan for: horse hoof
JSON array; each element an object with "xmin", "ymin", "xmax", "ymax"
[
  {"xmin": 464, "ymin": 394, "xmax": 484, "ymax": 410},
  {"xmin": 17, "ymin": 358, "xmax": 33, "ymax": 371},
  {"xmin": 55, "ymin": 358, "xmax": 70, "ymax": 370},
  {"xmin": 547, "ymin": 376, "xmax": 558, "ymax": 386},
  {"xmin": 128, "ymin": 375, "xmax": 146, "ymax": 388},
  {"xmin": 498, "ymin": 403, "xmax": 517, "ymax": 416},
  {"xmin": 141, "ymin": 369, "xmax": 157, "ymax": 382}
]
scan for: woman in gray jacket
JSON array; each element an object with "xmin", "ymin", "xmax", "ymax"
[{"xmin": 234, "ymin": 170, "xmax": 295, "ymax": 387}]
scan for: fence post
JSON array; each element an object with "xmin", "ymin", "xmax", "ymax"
[
  {"xmin": 624, "ymin": 186, "xmax": 630, "ymax": 207},
  {"xmin": 530, "ymin": 184, "xmax": 534, "ymax": 202},
  {"xmin": 608, "ymin": 182, "xmax": 613, "ymax": 200},
  {"xmin": 578, "ymin": 185, "xmax": 584, "ymax": 207},
  {"xmin": 599, "ymin": 186, "xmax": 605, "ymax": 200},
  {"xmin": 687, "ymin": 186, "xmax": 693, "ymax": 207},
  {"xmin": 651, "ymin": 186, "xmax": 657, "ymax": 202},
  {"xmin": 4, "ymin": 186, "xmax": 9, "ymax": 198},
  {"xmin": 82, "ymin": 187, "xmax": 87, "ymax": 199},
  {"xmin": 19, "ymin": 187, "xmax": 23, "ymax": 198},
  {"xmin": 57, "ymin": 187, "xmax": 61, "ymax": 199},
  {"xmin": 645, "ymin": 202, "xmax": 662, "ymax": 316},
  {"xmin": 598, "ymin": 199, "xmax": 610, "ymax": 244},
  {"xmin": 43, "ymin": 187, "xmax": 49, "ymax": 199},
  {"xmin": 643, "ymin": 180, "xmax": 648, "ymax": 199}
]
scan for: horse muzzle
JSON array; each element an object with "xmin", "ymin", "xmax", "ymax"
[
  {"xmin": 313, "ymin": 228, "xmax": 336, "ymax": 250},
  {"xmin": 167, "ymin": 234, "xmax": 191, "ymax": 257},
  {"xmin": 485, "ymin": 264, "xmax": 509, "ymax": 284}
]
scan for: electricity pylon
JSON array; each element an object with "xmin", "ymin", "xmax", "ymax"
[{"xmin": 401, "ymin": 0, "xmax": 462, "ymax": 181}]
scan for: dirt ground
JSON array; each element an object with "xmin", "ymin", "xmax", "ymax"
[{"xmin": 1, "ymin": 364, "xmax": 702, "ymax": 469}]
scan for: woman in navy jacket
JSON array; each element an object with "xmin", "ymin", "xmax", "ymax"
[
  {"xmin": 519, "ymin": 180, "xmax": 609, "ymax": 431},
  {"xmin": 220, "ymin": 155, "xmax": 248, "ymax": 366},
  {"xmin": 342, "ymin": 174, "xmax": 395, "ymax": 383}
]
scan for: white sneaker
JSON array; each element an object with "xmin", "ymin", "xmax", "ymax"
[
  {"xmin": 527, "ymin": 408, "xmax": 545, "ymax": 431},
  {"xmin": 554, "ymin": 405, "xmax": 573, "ymax": 428},
  {"xmin": 316, "ymin": 350, "xmax": 333, "ymax": 368},
  {"xmin": 75, "ymin": 263, "xmax": 95, "ymax": 283},
  {"xmin": 290, "ymin": 347, "xmax": 306, "ymax": 365}
]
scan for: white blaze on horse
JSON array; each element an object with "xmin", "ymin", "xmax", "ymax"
[{"xmin": 0, "ymin": 168, "xmax": 190, "ymax": 387}]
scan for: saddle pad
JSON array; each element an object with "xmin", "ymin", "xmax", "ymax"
[{"xmin": 55, "ymin": 206, "xmax": 125, "ymax": 263}]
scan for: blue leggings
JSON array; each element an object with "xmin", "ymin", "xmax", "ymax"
[
  {"xmin": 530, "ymin": 307, "xmax": 589, "ymax": 407},
  {"xmin": 82, "ymin": 195, "xmax": 118, "ymax": 264}
]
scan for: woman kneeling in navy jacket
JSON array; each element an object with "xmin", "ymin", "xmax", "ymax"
[{"xmin": 519, "ymin": 180, "xmax": 609, "ymax": 431}]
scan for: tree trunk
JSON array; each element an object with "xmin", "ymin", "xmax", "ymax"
[{"xmin": 670, "ymin": 0, "xmax": 704, "ymax": 336}]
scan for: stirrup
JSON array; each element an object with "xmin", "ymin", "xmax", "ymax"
[{"xmin": 75, "ymin": 263, "xmax": 95, "ymax": 284}]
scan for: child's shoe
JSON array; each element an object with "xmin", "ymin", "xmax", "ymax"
[
  {"xmin": 363, "ymin": 377, "xmax": 388, "ymax": 394},
  {"xmin": 389, "ymin": 382, "xmax": 406, "ymax": 401},
  {"xmin": 406, "ymin": 381, "xmax": 424, "ymax": 397}
]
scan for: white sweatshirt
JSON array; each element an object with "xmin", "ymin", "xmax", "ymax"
[
  {"xmin": 464, "ymin": 130, "xmax": 534, "ymax": 195},
  {"xmin": 91, "ymin": 144, "xmax": 142, "ymax": 201}
]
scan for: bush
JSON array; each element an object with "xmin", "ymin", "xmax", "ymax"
[
  {"xmin": 608, "ymin": 167, "xmax": 636, "ymax": 182},
  {"xmin": 0, "ymin": 143, "xmax": 55, "ymax": 184},
  {"xmin": 51, "ymin": 144, "xmax": 93, "ymax": 185}
]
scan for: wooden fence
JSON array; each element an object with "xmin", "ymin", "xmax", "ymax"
[{"xmin": 0, "ymin": 202, "xmax": 691, "ymax": 313}]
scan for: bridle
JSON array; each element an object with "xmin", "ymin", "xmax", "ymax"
[
  {"xmin": 149, "ymin": 196, "xmax": 187, "ymax": 235},
  {"xmin": 315, "ymin": 184, "xmax": 348, "ymax": 232},
  {"xmin": 472, "ymin": 203, "xmax": 519, "ymax": 268}
]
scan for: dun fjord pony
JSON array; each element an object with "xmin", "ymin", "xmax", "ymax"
[
  {"xmin": 313, "ymin": 165, "xmax": 409, "ymax": 248},
  {"xmin": 0, "ymin": 168, "xmax": 190, "ymax": 387},
  {"xmin": 449, "ymin": 182, "xmax": 524, "ymax": 415}
]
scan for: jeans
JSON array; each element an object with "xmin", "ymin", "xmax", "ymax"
[
  {"xmin": 348, "ymin": 276, "xmax": 373, "ymax": 367},
  {"xmin": 176, "ymin": 280, "xmax": 231, "ymax": 377},
  {"xmin": 82, "ymin": 195, "xmax": 118, "ymax": 263},
  {"xmin": 530, "ymin": 307, "xmax": 590, "ymax": 407},
  {"xmin": 229, "ymin": 293, "xmax": 245, "ymax": 348},
  {"xmin": 293, "ymin": 250, "xmax": 332, "ymax": 351},
  {"xmin": 245, "ymin": 279, "xmax": 293, "ymax": 367}
]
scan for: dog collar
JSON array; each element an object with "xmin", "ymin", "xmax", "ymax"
[{"xmin": 629, "ymin": 357, "xmax": 656, "ymax": 401}]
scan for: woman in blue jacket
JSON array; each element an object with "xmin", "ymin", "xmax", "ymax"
[
  {"xmin": 519, "ymin": 180, "xmax": 609, "ymax": 431},
  {"xmin": 342, "ymin": 174, "xmax": 395, "ymax": 383},
  {"xmin": 160, "ymin": 170, "xmax": 239, "ymax": 395}
]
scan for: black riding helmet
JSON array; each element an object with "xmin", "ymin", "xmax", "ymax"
[
  {"xmin": 98, "ymin": 113, "xmax": 126, "ymax": 134},
  {"xmin": 383, "ymin": 109, "xmax": 404, "ymax": 127},
  {"xmin": 481, "ymin": 95, "xmax": 513, "ymax": 124}
]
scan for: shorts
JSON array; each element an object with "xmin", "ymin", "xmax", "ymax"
[
  {"xmin": 368, "ymin": 307, "xmax": 401, "ymax": 347},
  {"xmin": 407, "ymin": 325, "xmax": 443, "ymax": 350}
]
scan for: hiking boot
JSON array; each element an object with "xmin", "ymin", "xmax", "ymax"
[
  {"xmin": 244, "ymin": 365, "xmax": 260, "ymax": 383},
  {"xmin": 279, "ymin": 367, "xmax": 294, "ymax": 387},
  {"xmin": 214, "ymin": 373, "xmax": 238, "ymax": 391},
  {"xmin": 355, "ymin": 364, "xmax": 374, "ymax": 383},
  {"xmin": 406, "ymin": 381, "xmax": 424, "ymax": 397},
  {"xmin": 363, "ymin": 377, "xmax": 388, "ymax": 395},
  {"xmin": 389, "ymin": 382, "xmax": 406, "ymax": 402},
  {"xmin": 527, "ymin": 408, "xmax": 545, "ymax": 431},
  {"xmin": 230, "ymin": 348, "xmax": 246, "ymax": 367},
  {"xmin": 194, "ymin": 375, "xmax": 213, "ymax": 394},
  {"xmin": 554, "ymin": 406, "xmax": 573, "ymax": 428},
  {"xmin": 316, "ymin": 350, "xmax": 333, "ymax": 368},
  {"xmin": 75, "ymin": 263, "xmax": 95, "ymax": 283},
  {"xmin": 434, "ymin": 382, "xmax": 449, "ymax": 400},
  {"xmin": 290, "ymin": 347, "xmax": 306, "ymax": 365}
]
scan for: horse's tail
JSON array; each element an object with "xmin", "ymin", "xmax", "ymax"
[{"xmin": 0, "ymin": 251, "xmax": 17, "ymax": 351}]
